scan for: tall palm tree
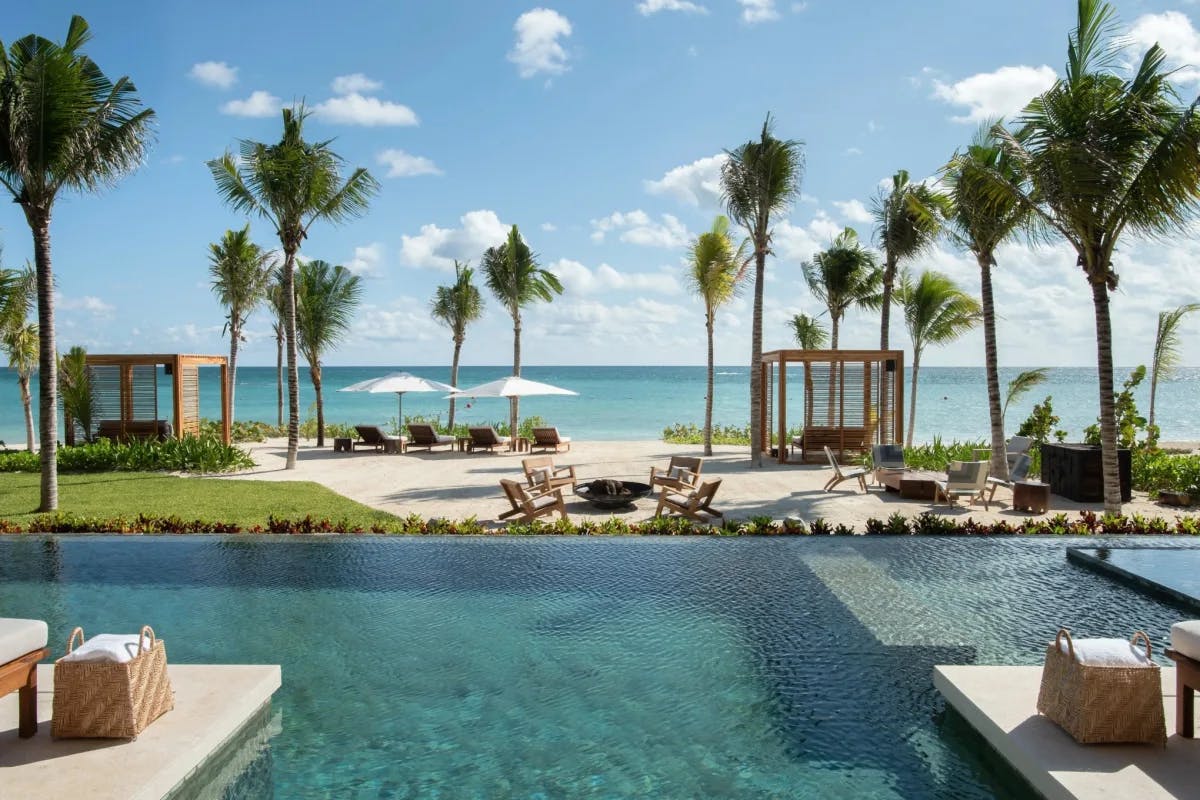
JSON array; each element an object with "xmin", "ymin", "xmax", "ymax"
[
  {"xmin": 208, "ymin": 225, "xmax": 273, "ymax": 420},
  {"xmin": 295, "ymin": 260, "xmax": 362, "ymax": 447},
  {"xmin": 942, "ymin": 126, "xmax": 1029, "ymax": 479},
  {"xmin": 721, "ymin": 114, "xmax": 804, "ymax": 467},
  {"xmin": 872, "ymin": 170, "xmax": 948, "ymax": 348},
  {"xmin": 209, "ymin": 105, "xmax": 379, "ymax": 468},
  {"xmin": 265, "ymin": 277, "xmax": 287, "ymax": 427},
  {"xmin": 789, "ymin": 313, "xmax": 828, "ymax": 349},
  {"xmin": 896, "ymin": 270, "xmax": 981, "ymax": 448},
  {"xmin": 430, "ymin": 261, "xmax": 484, "ymax": 430},
  {"xmin": 983, "ymin": 0, "xmax": 1200, "ymax": 511},
  {"xmin": 686, "ymin": 216, "xmax": 748, "ymax": 456},
  {"xmin": 1150, "ymin": 303, "xmax": 1200, "ymax": 432},
  {"xmin": 0, "ymin": 266, "xmax": 37, "ymax": 450},
  {"xmin": 0, "ymin": 16, "xmax": 155, "ymax": 510},
  {"xmin": 801, "ymin": 227, "xmax": 882, "ymax": 348},
  {"xmin": 481, "ymin": 225, "xmax": 563, "ymax": 438}
]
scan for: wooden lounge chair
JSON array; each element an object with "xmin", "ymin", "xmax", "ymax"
[
  {"xmin": 469, "ymin": 426, "xmax": 511, "ymax": 453},
  {"xmin": 531, "ymin": 426, "xmax": 571, "ymax": 452},
  {"xmin": 499, "ymin": 478, "xmax": 568, "ymax": 523},
  {"xmin": 649, "ymin": 456, "xmax": 703, "ymax": 492},
  {"xmin": 1006, "ymin": 435, "xmax": 1033, "ymax": 469},
  {"xmin": 0, "ymin": 618, "xmax": 50, "ymax": 738},
  {"xmin": 406, "ymin": 423, "xmax": 455, "ymax": 452},
  {"xmin": 522, "ymin": 456, "xmax": 577, "ymax": 491},
  {"xmin": 823, "ymin": 446, "xmax": 869, "ymax": 492},
  {"xmin": 655, "ymin": 479, "xmax": 724, "ymax": 523},
  {"xmin": 354, "ymin": 425, "xmax": 405, "ymax": 453},
  {"xmin": 934, "ymin": 460, "xmax": 990, "ymax": 509},
  {"xmin": 985, "ymin": 453, "xmax": 1032, "ymax": 503}
]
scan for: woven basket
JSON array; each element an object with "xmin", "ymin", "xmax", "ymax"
[
  {"xmin": 1036, "ymin": 628, "xmax": 1166, "ymax": 746},
  {"xmin": 52, "ymin": 625, "xmax": 174, "ymax": 740}
]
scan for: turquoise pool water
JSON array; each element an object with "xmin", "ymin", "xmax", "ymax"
[{"xmin": 0, "ymin": 536, "xmax": 1193, "ymax": 798}]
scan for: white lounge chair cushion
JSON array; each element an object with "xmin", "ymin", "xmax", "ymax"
[
  {"xmin": 0, "ymin": 618, "xmax": 49, "ymax": 663},
  {"xmin": 434, "ymin": 435, "xmax": 454, "ymax": 444},
  {"xmin": 1059, "ymin": 637, "xmax": 1154, "ymax": 667},
  {"xmin": 557, "ymin": 436, "xmax": 571, "ymax": 444},
  {"xmin": 531, "ymin": 468, "xmax": 551, "ymax": 486},
  {"xmin": 60, "ymin": 633, "xmax": 153, "ymax": 664},
  {"xmin": 496, "ymin": 435, "xmax": 511, "ymax": 444},
  {"xmin": 668, "ymin": 466, "xmax": 691, "ymax": 481},
  {"xmin": 531, "ymin": 494, "xmax": 559, "ymax": 510},
  {"xmin": 1171, "ymin": 621, "xmax": 1200, "ymax": 661}
]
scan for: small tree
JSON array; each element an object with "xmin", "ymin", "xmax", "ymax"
[
  {"xmin": 1149, "ymin": 303, "xmax": 1199, "ymax": 432},
  {"xmin": 800, "ymin": 228, "xmax": 881, "ymax": 348},
  {"xmin": 295, "ymin": 260, "xmax": 362, "ymax": 447},
  {"xmin": 789, "ymin": 313, "xmax": 828, "ymax": 349},
  {"xmin": 430, "ymin": 261, "xmax": 484, "ymax": 430},
  {"xmin": 59, "ymin": 346, "xmax": 96, "ymax": 445},
  {"xmin": 0, "ymin": 266, "xmax": 37, "ymax": 450},
  {"xmin": 209, "ymin": 225, "xmax": 273, "ymax": 419}
]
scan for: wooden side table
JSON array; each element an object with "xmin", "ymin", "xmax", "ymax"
[
  {"xmin": 456, "ymin": 436, "xmax": 474, "ymax": 452},
  {"xmin": 513, "ymin": 437, "xmax": 530, "ymax": 453},
  {"xmin": 333, "ymin": 437, "xmax": 353, "ymax": 452},
  {"xmin": 1012, "ymin": 480, "xmax": 1050, "ymax": 514}
]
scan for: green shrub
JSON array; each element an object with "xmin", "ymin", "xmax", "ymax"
[
  {"xmin": 1083, "ymin": 366, "xmax": 1159, "ymax": 450},
  {"xmin": 1132, "ymin": 449, "xmax": 1200, "ymax": 498},
  {"xmin": 886, "ymin": 437, "xmax": 988, "ymax": 471},
  {"xmin": 0, "ymin": 434, "xmax": 254, "ymax": 474},
  {"xmin": 662, "ymin": 422, "xmax": 803, "ymax": 446},
  {"xmin": 199, "ymin": 418, "xmax": 284, "ymax": 443}
]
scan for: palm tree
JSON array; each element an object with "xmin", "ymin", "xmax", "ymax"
[
  {"xmin": 481, "ymin": 225, "xmax": 563, "ymax": 438},
  {"xmin": 295, "ymin": 260, "xmax": 362, "ymax": 447},
  {"xmin": 0, "ymin": 266, "xmax": 38, "ymax": 450},
  {"xmin": 209, "ymin": 225, "xmax": 273, "ymax": 420},
  {"xmin": 789, "ymin": 313, "xmax": 828, "ymax": 349},
  {"xmin": 896, "ymin": 270, "xmax": 981, "ymax": 448},
  {"xmin": 209, "ymin": 105, "xmax": 379, "ymax": 468},
  {"xmin": 58, "ymin": 346, "xmax": 96, "ymax": 446},
  {"xmin": 942, "ymin": 126, "xmax": 1029, "ymax": 479},
  {"xmin": 1150, "ymin": 304, "xmax": 1200, "ymax": 432},
  {"xmin": 430, "ymin": 260, "xmax": 484, "ymax": 430},
  {"xmin": 983, "ymin": 0, "xmax": 1200, "ymax": 511},
  {"xmin": 800, "ymin": 227, "xmax": 882, "ymax": 348},
  {"xmin": 686, "ymin": 216, "xmax": 748, "ymax": 456},
  {"xmin": 1003, "ymin": 367, "xmax": 1049, "ymax": 422},
  {"xmin": 721, "ymin": 114, "xmax": 804, "ymax": 467},
  {"xmin": 871, "ymin": 170, "xmax": 948, "ymax": 348},
  {"xmin": 265, "ymin": 277, "xmax": 287, "ymax": 427},
  {"xmin": 0, "ymin": 16, "xmax": 155, "ymax": 510}
]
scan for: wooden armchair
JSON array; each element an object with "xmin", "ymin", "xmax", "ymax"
[
  {"xmin": 521, "ymin": 456, "xmax": 577, "ymax": 491},
  {"xmin": 934, "ymin": 460, "xmax": 990, "ymax": 509},
  {"xmin": 649, "ymin": 456, "xmax": 703, "ymax": 492},
  {"xmin": 655, "ymin": 479, "xmax": 724, "ymax": 523},
  {"xmin": 499, "ymin": 479, "xmax": 569, "ymax": 523}
]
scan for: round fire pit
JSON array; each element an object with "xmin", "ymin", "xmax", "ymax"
[{"xmin": 574, "ymin": 478, "xmax": 653, "ymax": 510}]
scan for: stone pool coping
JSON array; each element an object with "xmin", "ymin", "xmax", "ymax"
[{"xmin": 1066, "ymin": 547, "xmax": 1200, "ymax": 614}]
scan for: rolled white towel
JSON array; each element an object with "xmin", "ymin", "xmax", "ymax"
[
  {"xmin": 61, "ymin": 633, "xmax": 153, "ymax": 664},
  {"xmin": 1060, "ymin": 637, "xmax": 1153, "ymax": 667}
]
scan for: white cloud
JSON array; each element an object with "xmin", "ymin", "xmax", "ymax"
[
  {"xmin": 352, "ymin": 303, "xmax": 438, "ymax": 343},
  {"xmin": 739, "ymin": 0, "xmax": 780, "ymax": 24},
  {"xmin": 508, "ymin": 8, "xmax": 572, "ymax": 78},
  {"xmin": 399, "ymin": 210, "xmax": 510, "ymax": 271},
  {"xmin": 1128, "ymin": 12, "xmax": 1200, "ymax": 85},
  {"xmin": 549, "ymin": 259, "xmax": 680, "ymax": 295},
  {"xmin": 644, "ymin": 153, "xmax": 727, "ymax": 207},
  {"xmin": 189, "ymin": 61, "xmax": 238, "ymax": 89},
  {"xmin": 331, "ymin": 73, "xmax": 383, "ymax": 95},
  {"xmin": 931, "ymin": 64, "xmax": 1057, "ymax": 124},
  {"xmin": 541, "ymin": 222, "xmax": 557, "ymax": 232},
  {"xmin": 55, "ymin": 293, "xmax": 115, "ymax": 318},
  {"xmin": 312, "ymin": 93, "xmax": 418, "ymax": 126},
  {"xmin": 165, "ymin": 323, "xmax": 222, "ymax": 344},
  {"xmin": 220, "ymin": 90, "xmax": 281, "ymax": 118},
  {"xmin": 532, "ymin": 297, "xmax": 690, "ymax": 345},
  {"xmin": 637, "ymin": 0, "xmax": 708, "ymax": 15},
  {"xmin": 377, "ymin": 149, "xmax": 442, "ymax": 177},
  {"xmin": 832, "ymin": 199, "xmax": 872, "ymax": 223},
  {"xmin": 590, "ymin": 210, "xmax": 690, "ymax": 248},
  {"xmin": 844, "ymin": 146, "xmax": 863, "ymax": 156},
  {"xmin": 345, "ymin": 243, "xmax": 385, "ymax": 277}
]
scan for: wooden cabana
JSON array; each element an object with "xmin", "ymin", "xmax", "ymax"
[
  {"xmin": 760, "ymin": 349, "xmax": 904, "ymax": 464},
  {"xmin": 83, "ymin": 354, "xmax": 230, "ymax": 445}
]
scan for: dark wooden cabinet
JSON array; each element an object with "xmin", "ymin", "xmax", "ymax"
[{"xmin": 1041, "ymin": 443, "xmax": 1131, "ymax": 502}]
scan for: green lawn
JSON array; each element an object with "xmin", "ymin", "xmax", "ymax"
[{"xmin": 0, "ymin": 472, "xmax": 399, "ymax": 528}]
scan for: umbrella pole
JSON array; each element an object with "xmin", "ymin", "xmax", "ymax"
[{"xmin": 397, "ymin": 393, "xmax": 404, "ymax": 435}]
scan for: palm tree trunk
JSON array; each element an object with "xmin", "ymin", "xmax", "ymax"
[
  {"xmin": 704, "ymin": 309, "xmax": 715, "ymax": 457},
  {"xmin": 311, "ymin": 363, "xmax": 325, "ymax": 447},
  {"xmin": 831, "ymin": 315, "xmax": 840, "ymax": 349},
  {"xmin": 880, "ymin": 257, "xmax": 895, "ymax": 349},
  {"xmin": 282, "ymin": 248, "xmax": 300, "ymax": 469},
  {"xmin": 448, "ymin": 338, "xmax": 463, "ymax": 431},
  {"xmin": 20, "ymin": 374, "xmax": 34, "ymax": 451},
  {"xmin": 1148, "ymin": 365, "xmax": 1159, "ymax": 433},
  {"xmin": 749, "ymin": 248, "xmax": 765, "ymax": 467},
  {"xmin": 906, "ymin": 348, "xmax": 920, "ymax": 449},
  {"xmin": 228, "ymin": 321, "xmax": 239, "ymax": 422},
  {"xmin": 828, "ymin": 313, "xmax": 839, "ymax": 424},
  {"xmin": 1091, "ymin": 276, "xmax": 1122, "ymax": 512},
  {"xmin": 979, "ymin": 254, "xmax": 1007, "ymax": 480},
  {"xmin": 30, "ymin": 213, "xmax": 58, "ymax": 511},
  {"xmin": 511, "ymin": 310, "xmax": 521, "ymax": 443},
  {"xmin": 275, "ymin": 327, "xmax": 283, "ymax": 428}
]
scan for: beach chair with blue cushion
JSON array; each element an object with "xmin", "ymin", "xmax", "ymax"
[{"xmin": 0, "ymin": 618, "xmax": 50, "ymax": 737}]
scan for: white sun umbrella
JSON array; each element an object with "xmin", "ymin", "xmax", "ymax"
[
  {"xmin": 339, "ymin": 372, "xmax": 458, "ymax": 427},
  {"xmin": 449, "ymin": 376, "xmax": 578, "ymax": 438}
]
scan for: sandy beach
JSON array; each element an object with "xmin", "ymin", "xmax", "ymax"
[{"xmin": 219, "ymin": 438, "xmax": 1196, "ymax": 527}]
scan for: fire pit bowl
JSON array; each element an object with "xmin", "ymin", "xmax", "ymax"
[{"xmin": 574, "ymin": 479, "xmax": 653, "ymax": 510}]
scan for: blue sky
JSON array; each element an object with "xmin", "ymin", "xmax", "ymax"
[{"xmin": 2, "ymin": 0, "xmax": 1199, "ymax": 368}]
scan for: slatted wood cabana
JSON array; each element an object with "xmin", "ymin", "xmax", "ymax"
[
  {"xmin": 84, "ymin": 354, "xmax": 230, "ymax": 445},
  {"xmin": 760, "ymin": 349, "xmax": 904, "ymax": 464}
]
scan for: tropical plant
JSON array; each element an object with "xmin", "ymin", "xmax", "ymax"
[
  {"xmin": 871, "ymin": 170, "xmax": 949, "ymax": 348},
  {"xmin": 789, "ymin": 313, "xmax": 828, "ymax": 349},
  {"xmin": 895, "ymin": 270, "xmax": 981, "ymax": 447},
  {"xmin": 1003, "ymin": 367, "xmax": 1049, "ymax": 422},
  {"xmin": 480, "ymin": 225, "xmax": 563, "ymax": 438},
  {"xmin": 208, "ymin": 225, "xmax": 274, "ymax": 419},
  {"xmin": 430, "ymin": 260, "xmax": 484, "ymax": 430},
  {"xmin": 721, "ymin": 114, "xmax": 804, "ymax": 467},
  {"xmin": 0, "ymin": 265, "xmax": 37, "ymax": 450},
  {"xmin": 800, "ymin": 228, "xmax": 882, "ymax": 348},
  {"xmin": 265, "ymin": 277, "xmax": 287, "ymax": 427},
  {"xmin": 1084, "ymin": 366, "xmax": 1158, "ymax": 450},
  {"xmin": 1149, "ymin": 303, "xmax": 1199, "ymax": 432},
  {"xmin": 942, "ymin": 126, "xmax": 1030, "ymax": 479},
  {"xmin": 686, "ymin": 216, "xmax": 748, "ymax": 456},
  {"xmin": 208, "ymin": 105, "xmax": 379, "ymax": 469},
  {"xmin": 294, "ymin": 260, "xmax": 362, "ymax": 447},
  {"xmin": 0, "ymin": 15, "xmax": 155, "ymax": 509},
  {"xmin": 982, "ymin": 0, "xmax": 1200, "ymax": 511},
  {"xmin": 58, "ymin": 346, "xmax": 97, "ymax": 446}
]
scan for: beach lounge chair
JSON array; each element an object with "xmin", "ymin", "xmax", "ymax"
[
  {"xmin": 0, "ymin": 617, "xmax": 50, "ymax": 737},
  {"xmin": 649, "ymin": 456, "xmax": 703, "ymax": 492},
  {"xmin": 934, "ymin": 460, "xmax": 990, "ymax": 509},
  {"xmin": 823, "ymin": 446, "xmax": 869, "ymax": 492},
  {"xmin": 985, "ymin": 453, "xmax": 1032, "ymax": 504},
  {"xmin": 1006, "ymin": 435, "xmax": 1033, "ymax": 468},
  {"xmin": 531, "ymin": 427, "xmax": 571, "ymax": 452},
  {"xmin": 872, "ymin": 444, "xmax": 906, "ymax": 470},
  {"xmin": 469, "ymin": 426, "xmax": 511, "ymax": 453},
  {"xmin": 522, "ymin": 456, "xmax": 577, "ymax": 491},
  {"xmin": 655, "ymin": 479, "xmax": 724, "ymax": 524},
  {"xmin": 406, "ymin": 423, "xmax": 455, "ymax": 452},
  {"xmin": 354, "ymin": 425, "xmax": 405, "ymax": 453},
  {"xmin": 499, "ymin": 479, "xmax": 568, "ymax": 523}
]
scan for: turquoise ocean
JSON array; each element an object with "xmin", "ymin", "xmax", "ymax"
[{"xmin": 0, "ymin": 364, "xmax": 1195, "ymax": 445}]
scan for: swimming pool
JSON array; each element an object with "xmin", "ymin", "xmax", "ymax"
[{"xmin": 0, "ymin": 536, "xmax": 1192, "ymax": 798}]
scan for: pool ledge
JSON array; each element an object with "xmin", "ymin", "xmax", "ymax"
[
  {"xmin": 0, "ymin": 663, "xmax": 281, "ymax": 800},
  {"xmin": 934, "ymin": 665, "xmax": 1197, "ymax": 800}
]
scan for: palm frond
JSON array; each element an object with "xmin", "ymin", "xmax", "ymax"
[
  {"xmin": 1152, "ymin": 303, "xmax": 1200, "ymax": 383},
  {"xmin": 687, "ymin": 215, "xmax": 747, "ymax": 313},
  {"xmin": 789, "ymin": 313, "xmax": 828, "ymax": 349},
  {"xmin": 1003, "ymin": 367, "xmax": 1050, "ymax": 419},
  {"xmin": 294, "ymin": 259, "xmax": 363, "ymax": 365}
]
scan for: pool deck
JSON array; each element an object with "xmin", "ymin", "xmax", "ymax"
[
  {"xmin": 934, "ymin": 665, "xmax": 1198, "ymax": 800},
  {"xmin": 0, "ymin": 663, "xmax": 281, "ymax": 800}
]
